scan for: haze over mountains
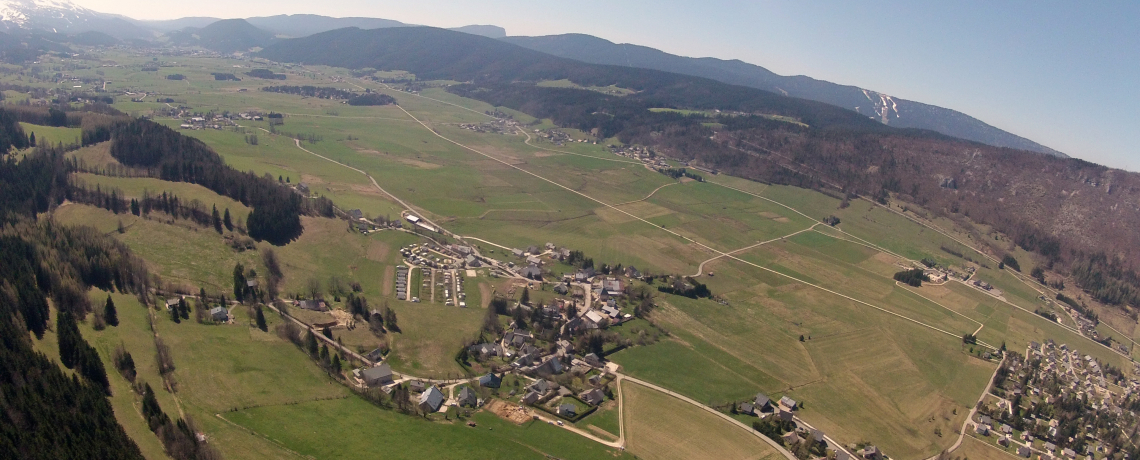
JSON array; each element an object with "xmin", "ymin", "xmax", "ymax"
[
  {"xmin": 0, "ymin": 0, "xmax": 1066, "ymax": 158},
  {"xmin": 503, "ymin": 34, "xmax": 1066, "ymax": 157}
]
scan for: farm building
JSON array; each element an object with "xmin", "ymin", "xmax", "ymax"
[
  {"xmin": 209, "ymin": 306, "xmax": 228, "ymax": 322},
  {"xmin": 418, "ymin": 385, "xmax": 444, "ymax": 412},
  {"xmin": 297, "ymin": 300, "xmax": 327, "ymax": 311},
  {"xmin": 457, "ymin": 387, "xmax": 477, "ymax": 407},
  {"xmin": 520, "ymin": 264, "xmax": 543, "ymax": 280},
  {"xmin": 754, "ymin": 393, "xmax": 771, "ymax": 411},
  {"xmin": 356, "ymin": 363, "xmax": 394, "ymax": 387}
]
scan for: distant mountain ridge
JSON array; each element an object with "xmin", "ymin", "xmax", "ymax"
[
  {"xmin": 167, "ymin": 18, "xmax": 276, "ymax": 53},
  {"xmin": 135, "ymin": 14, "xmax": 505, "ymax": 40},
  {"xmin": 0, "ymin": 0, "xmax": 151, "ymax": 39},
  {"xmin": 502, "ymin": 33, "xmax": 1066, "ymax": 157}
]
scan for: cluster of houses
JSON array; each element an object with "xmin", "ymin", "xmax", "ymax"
[
  {"xmin": 608, "ymin": 144, "xmax": 664, "ymax": 166},
  {"xmin": 970, "ymin": 340, "xmax": 1138, "ymax": 459},
  {"xmin": 457, "ymin": 120, "xmax": 513, "ymax": 135},
  {"xmin": 736, "ymin": 393, "xmax": 863, "ymax": 459},
  {"xmin": 517, "ymin": 375, "xmax": 608, "ymax": 419},
  {"xmin": 532, "ymin": 129, "xmax": 578, "ymax": 146}
]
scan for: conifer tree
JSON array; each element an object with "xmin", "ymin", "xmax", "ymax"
[
  {"xmin": 255, "ymin": 305, "xmax": 267, "ymax": 331},
  {"xmin": 233, "ymin": 262, "xmax": 246, "ymax": 302},
  {"xmin": 331, "ymin": 353, "xmax": 342, "ymax": 374},
  {"xmin": 212, "ymin": 205, "xmax": 222, "ymax": 233},
  {"xmin": 104, "ymin": 295, "xmax": 119, "ymax": 327},
  {"xmin": 305, "ymin": 330, "xmax": 319, "ymax": 356},
  {"xmin": 223, "ymin": 208, "xmax": 233, "ymax": 231}
]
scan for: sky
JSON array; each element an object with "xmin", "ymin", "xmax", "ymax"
[{"xmin": 74, "ymin": 0, "xmax": 1139, "ymax": 170}]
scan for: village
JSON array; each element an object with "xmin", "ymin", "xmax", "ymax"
[{"xmin": 968, "ymin": 340, "xmax": 1138, "ymax": 460}]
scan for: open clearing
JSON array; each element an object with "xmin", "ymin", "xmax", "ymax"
[
  {"xmin": 26, "ymin": 50, "xmax": 1136, "ymax": 460},
  {"xmin": 622, "ymin": 380, "xmax": 784, "ymax": 460}
]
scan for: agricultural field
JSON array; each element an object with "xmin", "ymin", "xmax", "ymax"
[
  {"xmin": 19, "ymin": 122, "xmax": 82, "ymax": 146},
  {"xmin": 226, "ymin": 396, "xmax": 632, "ymax": 460},
  {"xmin": 621, "ymin": 381, "xmax": 784, "ymax": 460},
  {"xmin": 23, "ymin": 50, "xmax": 1136, "ymax": 460}
]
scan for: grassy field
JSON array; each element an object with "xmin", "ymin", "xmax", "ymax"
[
  {"xmin": 72, "ymin": 172, "xmax": 253, "ymax": 217},
  {"xmin": 575, "ymin": 399, "xmax": 620, "ymax": 439},
  {"xmin": 20, "ymin": 122, "xmax": 82, "ymax": 147},
  {"xmin": 33, "ymin": 292, "xmax": 172, "ymax": 460},
  {"xmin": 22, "ymin": 50, "xmax": 1137, "ymax": 459},
  {"xmin": 226, "ymin": 396, "xmax": 632, "ymax": 460},
  {"xmin": 52, "ymin": 203, "xmax": 263, "ymax": 293},
  {"xmin": 622, "ymin": 380, "xmax": 784, "ymax": 460},
  {"xmin": 957, "ymin": 435, "xmax": 1022, "ymax": 460}
]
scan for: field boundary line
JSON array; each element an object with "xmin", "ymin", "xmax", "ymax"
[
  {"xmin": 620, "ymin": 376, "xmax": 796, "ymax": 460},
  {"xmin": 937, "ymin": 353, "xmax": 1005, "ymax": 460},
  {"xmin": 693, "ymin": 223, "xmax": 819, "ymax": 276},
  {"xmin": 214, "ymin": 412, "xmax": 311, "ymax": 459},
  {"xmin": 396, "ymin": 103, "xmax": 982, "ymax": 347},
  {"xmin": 613, "ymin": 181, "xmax": 677, "ymax": 206}
]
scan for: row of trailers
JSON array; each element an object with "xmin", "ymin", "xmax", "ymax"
[{"xmin": 395, "ymin": 266, "xmax": 411, "ymax": 301}]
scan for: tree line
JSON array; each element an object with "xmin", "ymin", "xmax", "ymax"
[{"xmin": 100, "ymin": 118, "xmax": 308, "ymax": 245}]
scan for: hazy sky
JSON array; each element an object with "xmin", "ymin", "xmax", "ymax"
[{"xmin": 75, "ymin": 0, "xmax": 1138, "ymax": 170}]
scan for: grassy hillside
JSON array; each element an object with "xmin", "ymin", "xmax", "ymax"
[{"xmin": 19, "ymin": 50, "xmax": 1134, "ymax": 459}]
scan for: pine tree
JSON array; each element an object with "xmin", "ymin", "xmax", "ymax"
[
  {"xmin": 305, "ymin": 330, "xmax": 319, "ymax": 356},
  {"xmin": 322, "ymin": 326, "xmax": 333, "ymax": 340},
  {"xmin": 170, "ymin": 305, "xmax": 181, "ymax": 324},
  {"xmin": 130, "ymin": 198, "xmax": 140, "ymax": 216},
  {"xmin": 223, "ymin": 208, "xmax": 233, "ymax": 231},
  {"xmin": 384, "ymin": 307, "xmax": 399, "ymax": 332},
  {"xmin": 255, "ymin": 305, "xmax": 267, "ymax": 331},
  {"xmin": 104, "ymin": 295, "xmax": 119, "ymax": 327},
  {"xmin": 28, "ymin": 131, "xmax": 35, "ymax": 146},
  {"xmin": 57, "ymin": 311, "xmax": 80, "ymax": 368},
  {"xmin": 319, "ymin": 344, "xmax": 330, "ymax": 365},
  {"xmin": 520, "ymin": 287, "xmax": 530, "ymax": 305},
  {"xmin": 212, "ymin": 205, "xmax": 222, "ymax": 233},
  {"xmin": 331, "ymin": 353, "xmax": 342, "ymax": 374},
  {"xmin": 233, "ymin": 262, "xmax": 246, "ymax": 302}
]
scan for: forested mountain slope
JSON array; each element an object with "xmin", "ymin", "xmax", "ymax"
[{"xmin": 503, "ymin": 33, "xmax": 1065, "ymax": 157}]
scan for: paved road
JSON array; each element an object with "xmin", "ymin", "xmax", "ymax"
[{"xmin": 619, "ymin": 374, "xmax": 797, "ymax": 460}]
